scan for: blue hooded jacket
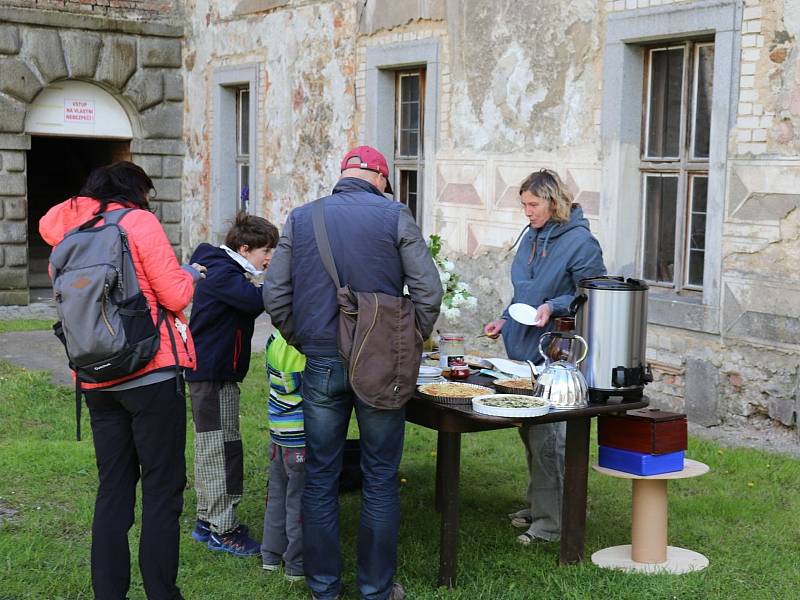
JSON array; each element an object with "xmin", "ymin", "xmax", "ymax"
[
  {"xmin": 501, "ymin": 205, "xmax": 606, "ymax": 363},
  {"xmin": 186, "ymin": 243, "xmax": 264, "ymax": 382}
]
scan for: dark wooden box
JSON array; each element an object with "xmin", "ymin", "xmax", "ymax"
[{"xmin": 598, "ymin": 408, "xmax": 687, "ymax": 455}]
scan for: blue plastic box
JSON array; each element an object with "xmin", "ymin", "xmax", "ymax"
[{"xmin": 598, "ymin": 445, "xmax": 684, "ymax": 476}]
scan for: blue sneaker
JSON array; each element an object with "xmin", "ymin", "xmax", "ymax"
[
  {"xmin": 207, "ymin": 524, "xmax": 260, "ymax": 557},
  {"xmin": 191, "ymin": 519, "xmax": 211, "ymax": 543}
]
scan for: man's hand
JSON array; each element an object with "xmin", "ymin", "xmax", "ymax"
[
  {"xmin": 483, "ymin": 318, "xmax": 507, "ymax": 339},
  {"xmin": 534, "ymin": 303, "xmax": 552, "ymax": 328}
]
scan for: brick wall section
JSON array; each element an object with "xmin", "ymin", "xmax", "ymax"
[
  {"xmin": 735, "ymin": 0, "xmax": 771, "ymax": 155},
  {"xmin": 0, "ymin": 0, "xmax": 180, "ymax": 19}
]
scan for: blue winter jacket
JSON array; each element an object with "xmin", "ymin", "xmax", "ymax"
[
  {"xmin": 501, "ymin": 205, "xmax": 606, "ymax": 363},
  {"xmin": 264, "ymin": 177, "xmax": 443, "ymax": 357},
  {"xmin": 186, "ymin": 243, "xmax": 264, "ymax": 382}
]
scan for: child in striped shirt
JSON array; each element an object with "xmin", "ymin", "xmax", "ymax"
[{"xmin": 260, "ymin": 331, "xmax": 306, "ymax": 581}]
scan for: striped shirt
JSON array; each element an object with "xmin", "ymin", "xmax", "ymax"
[{"xmin": 266, "ymin": 332, "xmax": 306, "ymax": 448}]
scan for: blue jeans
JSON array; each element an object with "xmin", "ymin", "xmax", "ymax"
[{"xmin": 302, "ymin": 356, "xmax": 405, "ymax": 600}]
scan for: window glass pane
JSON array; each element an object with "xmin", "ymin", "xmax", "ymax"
[
  {"xmin": 400, "ymin": 170, "xmax": 418, "ymax": 220},
  {"xmin": 238, "ymin": 90, "xmax": 249, "ymax": 156},
  {"xmin": 402, "ymin": 75, "xmax": 420, "ymax": 102},
  {"xmin": 692, "ymin": 44, "xmax": 715, "ymax": 159},
  {"xmin": 398, "ymin": 74, "xmax": 421, "ymax": 157},
  {"xmin": 239, "ymin": 163, "xmax": 249, "ymax": 212},
  {"xmin": 686, "ymin": 175, "xmax": 708, "ymax": 287},
  {"xmin": 642, "ymin": 174, "xmax": 678, "ymax": 283},
  {"xmin": 646, "ymin": 47, "xmax": 684, "ymax": 158}
]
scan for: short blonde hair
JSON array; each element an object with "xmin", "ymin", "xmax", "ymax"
[{"xmin": 519, "ymin": 169, "xmax": 573, "ymax": 223}]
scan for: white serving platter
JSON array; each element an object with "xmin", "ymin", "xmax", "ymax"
[{"xmin": 472, "ymin": 394, "xmax": 551, "ymax": 418}]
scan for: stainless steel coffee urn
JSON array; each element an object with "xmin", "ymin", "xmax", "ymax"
[{"xmin": 570, "ymin": 276, "xmax": 652, "ymax": 402}]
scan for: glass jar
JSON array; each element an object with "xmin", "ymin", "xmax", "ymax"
[{"xmin": 439, "ymin": 333, "xmax": 465, "ymax": 368}]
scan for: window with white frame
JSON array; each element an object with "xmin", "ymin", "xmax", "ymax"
[
  {"xmin": 394, "ymin": 68, "xmax": 425, "ymax": 221},
  {"xmin": 235, "ymin": 87, "xmax": 250, "ymax": 213},
  {"xmin": 640, "ymin": 41, "xmax": 714, "ymax": 291}
]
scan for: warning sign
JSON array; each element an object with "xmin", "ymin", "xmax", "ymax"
[{"xmin": 64, "ymin": 99, "xmax": 95, "ymax": 123}]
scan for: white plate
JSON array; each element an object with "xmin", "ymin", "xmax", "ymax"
[
  {"xmin": 484, "ymin": 357, "xmax": 537, "ymax": 378},
  {"xmin": 472, "ymin": 394, "xmax": 551, "ymax": 418},
  {"xmin": 418, "ymin": 366, "xmax": 443, "ymax": 377},
  {"xmin": 508, "ymin": 302, "xmax": 539, "ymax": 326},
  {"xmin": 416, "ymin": 376, "xmax": 446, "ymax": 385}
]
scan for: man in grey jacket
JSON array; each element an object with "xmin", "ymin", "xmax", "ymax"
[{"xmin": 264, "ymin": 146, "xmax": 442, "ymax": 600}]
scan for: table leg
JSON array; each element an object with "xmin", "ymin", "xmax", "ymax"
[
  {"xmin": 435, "ymin": 432, "xmax": 446, "ymax": 512},
  {"xmin": 437, "ymin": 432, "xmax": 461, "ymax": 588},
  {"xmin": 559, "ymin": 417, "xmax": 590, "ymax": 565},
  {"xmin": 631, "ymin": 479, "xmax": 668, "ymax": 563}
]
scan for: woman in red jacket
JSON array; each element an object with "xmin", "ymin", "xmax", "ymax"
[{"xmin": 39, "ymin": 161, "xmax": 204, "ymax": 600}]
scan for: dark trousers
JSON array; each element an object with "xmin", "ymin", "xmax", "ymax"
[
  {"xmin": 302, "ymin": 356, "xmax": 405, "ymax": 600},
  {"xmin": 85, "ymin": 377, "xmax": 187, "ymax": 600}
]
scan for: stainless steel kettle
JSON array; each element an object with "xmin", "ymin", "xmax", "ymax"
[{"xmin": 532, "ymin": 332, "xmax": 589, "ymax": 410}]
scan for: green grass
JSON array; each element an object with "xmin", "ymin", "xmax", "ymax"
[
  {"xmin": 1, "ymin": 355, "xmax": 799, "ymax": 599},
  {"xmin": 0, "ymin": 319, "xmax": 54, "ymax": 333}
]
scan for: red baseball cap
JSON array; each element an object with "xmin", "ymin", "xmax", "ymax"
[{"xmin": 340, "ymin": 146, "xmax": 394, "ymax": 195}]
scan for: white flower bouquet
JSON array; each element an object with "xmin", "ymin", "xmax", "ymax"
[{"xmin": 428, "ymin": 234, "xmax": 478, "ymax": 320}]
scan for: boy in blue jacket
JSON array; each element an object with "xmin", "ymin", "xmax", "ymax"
[{"xmin": 187, "ymin": 211, "xmax": 278, "ymax": 556}]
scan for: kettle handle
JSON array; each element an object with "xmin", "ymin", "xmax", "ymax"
[
  {"xmin": 572, "ymin": 335, "xmax": 588, "ymax": 365},
  {"xmin": 538, "ymin": 331, "xmax": 589, "ymax": 364},
  {"xmin": 538, "ymin": 331, "xmax": 554, "ymax": 360}
]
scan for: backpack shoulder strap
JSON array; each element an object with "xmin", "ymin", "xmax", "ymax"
[
  {"xmin": 311, "ymin": 199, "xmax": 342, "ymax": 288},
  {"xmin": 98, "ymin": 208, "xmax": 135, "ymax": 226}
]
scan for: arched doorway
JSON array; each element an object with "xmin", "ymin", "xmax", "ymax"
[{"xmin": 25, "ymin": 81, "xmax": 134, "ymax": 302}]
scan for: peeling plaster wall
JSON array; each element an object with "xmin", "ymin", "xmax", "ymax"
[
  {"xmin": 182, "ymin": 0, "xmax": 358, "ymax": 248},
  {"xmin": 180, "ymin": 0, "xmax": 799, "ymax": 432}
]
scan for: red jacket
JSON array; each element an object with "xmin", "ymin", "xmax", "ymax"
[{"xmin": 39, "ymin": 197, "xmax": 196, "ymax": 389}]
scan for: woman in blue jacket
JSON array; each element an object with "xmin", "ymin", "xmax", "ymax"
[{"xmin": 484, "ymin": 169, "xmax": 606, "ymax": 544}]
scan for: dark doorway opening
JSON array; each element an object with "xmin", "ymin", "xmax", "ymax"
[{"xmin": 26, "ymin": 136, "xmax": 130, "ymax": 302}]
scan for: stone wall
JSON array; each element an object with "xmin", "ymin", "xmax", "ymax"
[
  {"xmin": 181, "ymin": 0, "xmax": 358, "ymax": 246},
  {"xmin": 352, "ymin": 0, "xmax": 799, "ymax": 433},
  {"xmin": 176, "ymin": 0, "xmax": 800, "ymax": 432},
  {"xmin": 0, "ymin": 6, "xmax": 185, "ymax": 303},
  {"xmin": 0, "ymin": 0, "xmax": 181, "ymax": 20}
]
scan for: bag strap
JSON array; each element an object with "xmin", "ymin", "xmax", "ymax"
[
  {"xmin": 75, "ymin": 379, "xmax": 82, "ymax": 442},
  {"xmin": 74, "ymin": 207, "xmax": 133, "ymax": 232},
  {"xmin": 160, "ymin": 306, "xmax": 184, "ymax": 398},
  {"xmin": 311, "ymin": 199, "xmax": 342, "ymax": 288}
]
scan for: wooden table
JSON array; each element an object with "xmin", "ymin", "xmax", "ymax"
[{"xmin": 405, "ymin": 375, "xmax": 648, "ymax": 588}]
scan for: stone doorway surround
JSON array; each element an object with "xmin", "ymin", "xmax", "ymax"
[{"xmin": 0, "ymin": 7, "xmax": 185, "ymax": 305}]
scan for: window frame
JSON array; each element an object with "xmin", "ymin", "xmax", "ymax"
[
  {"xmin": 600, "ymin": 2, "xmax": 739, "ymax": 334},
  {"xmin": 211, "ymin": 64, "xmax": 259, "ymax": 244},
  {"xmin": 639, "ymin": 38, "xmax": 714, "ymax": 295},
  {"xmin": 235, "ymin": 87, "xmax": 250, "ymax": 213},
  {"xmin": 365, "ymin": 39, "xmax": 440, "ymax": 235},
  {"xmin": 394, "ymin": 68, "xmax": 426, "ymax": 222}
]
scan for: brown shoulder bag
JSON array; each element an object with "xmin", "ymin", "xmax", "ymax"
[{"xmin": 312, "ymin": 199, "xmax": 422, "ymax": 409}]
